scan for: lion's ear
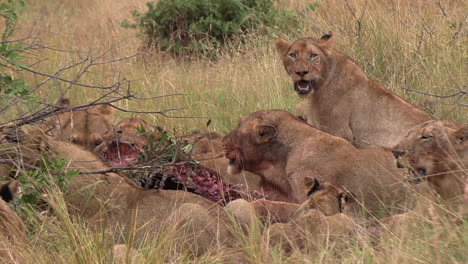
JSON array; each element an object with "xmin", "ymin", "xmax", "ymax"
[
  {"xmin": 337, "ymin": 191, "xmax": 356, "ymax": 213},
  {"xmin": 342, "ymin": 191, "xmax": 356, "ymax": 204},
  {"xmin": 305, "ymin": 177, "xmax": 320, "ymax": 196},
  {"xmin": 256, "ymin": 125, "xmax": 276, "ymax": 144},
  {"xmin": 318, "ymin": 33, "xmax": 334, "ymax": 53},
  {"xmin": 97, "ymin": 104, "xmax": 115, "ymax": 116},
  {"xmin": 55, "ymin": 97, "xmax": 70, "ymax": 106},
  {"xmin": 0, "ymin": 180, "xmax": 20, "ymax": 203},
  {"xmin": 2, "ymin": 126, "xmax": 47, "ymax": 149},
  {"xmin": 453, "ymin": 125, "xmax": 467, "ymax": 145},
  {"xmin": 274, "ymin": 38, "xmax": 291, "ymax": 57}
]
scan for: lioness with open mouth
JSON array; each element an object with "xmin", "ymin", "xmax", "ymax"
[
  {"xmin": 275, "ymin": 35, "xmax": 431, "ymax": 147},
  {"xmin": 392, "ymin": 120, "xmax": 467, "ymax": 202}
]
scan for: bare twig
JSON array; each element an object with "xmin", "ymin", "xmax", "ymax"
[
  {"xmin": 344, "ymin": 0, "xmax": 368, "ymax": 39},
  {"xmin": 0, "ymin": 158, "xmax": 191, "ymax": 175},
  {"xmin": 108, "ymin": 104, "xmax": 183, "ymax": 115},
  {"xmin": 452, "ymin": 14, "xmax": 467, "ymax": 43},
  {"xmin": 401, "ymin": 86, "xmax": 467, "ymax": 107},
  {"xmin": 401, "ymin": 87, "xmax": 467, "ymax": 99}
]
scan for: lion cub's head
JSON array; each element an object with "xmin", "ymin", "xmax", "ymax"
[
  {"xmin": 43, "ymin": 98, "xmax": 115, "ymax": 151},
  {"xmin": 95, "ymin": 118, "xmax": 150, "ymax": 167},
  {"xmin": 392, "ymin": 120, "xmax": 466, "ymax": 198},
  {"xmin": 299, "ymin": 177, "xmax": 355, "ymax": 216},
  {"xmin": 274, "ymin": 34, "xmax": 334, "ymax": 96}
]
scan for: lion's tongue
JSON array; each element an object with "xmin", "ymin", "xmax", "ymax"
[{"xmin": 297, "ymin": 80, "xmax": 310, "ymax": 89}]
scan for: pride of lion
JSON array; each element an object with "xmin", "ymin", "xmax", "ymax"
[{"xmin": 0, "ymin": 34, "xmax": 465, "ymax": 258}]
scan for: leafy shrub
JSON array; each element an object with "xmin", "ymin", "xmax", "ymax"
[
  {"xmin": 122, "ymin": 0, "xmax": 298, "ymax": 57},
  {"xmin": 0, "ymin": 0, "xmax": 36, "ymax": 108},
  {"xmin": 13, "ymin": 156, "xmax": 78, "ymax": 213}
]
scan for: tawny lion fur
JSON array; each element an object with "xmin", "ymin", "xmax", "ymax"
[
  {"xmin": 0, "ymin": 127, "xmax": 235, "ymax": 255},
  {"xmin": 223, "ymin": 110, "xmax": 410, "ymax": 216},
  {"xmin": 393, "ymin": 120, "xmax": 467, "ymax": 201},
  {"xmin": 275, "ymin": 35, "xmax": 431, "ymax": 147},
  {"xmin": 0, "ymin": 181, "xmax": 28, "ymax": 264},
  {"xmin": 42, "ymin": 98, "xmax": 115, "ymax": 151},
  {"xmin": 267, "ymin": 178, "xmax": 359, "ymax": 252},
  {"xmin": 183, "ymin": 131, "xmax": 260, "ymax": 187},
  {"xmin": 379, "ymin": 120, "xmax": 467, "ymax": 231}
]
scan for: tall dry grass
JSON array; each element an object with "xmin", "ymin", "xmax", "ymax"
[
  {"xmin": 1, "ymin": 0, "xmax": 466, "ymax": 263},
  {"xmin": 9, "ymin": 0, "xmax": 466, "ymax": 132}
]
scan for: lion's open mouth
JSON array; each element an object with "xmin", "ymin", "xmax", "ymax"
[
  {"xmin": 405, "ymin": 168, "xmax": 426, "ymax": 184},
  {"xmin": 102, "ymin": 141, "xmax": 143, "ymax": 167},
  {"xmin": 294, "ymin": 79, "xmax": 317, "ymax": 95}
]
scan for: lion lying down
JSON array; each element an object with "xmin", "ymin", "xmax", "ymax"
[
  {"xmin": 225, "ymin": 177, "xmax": 359, "ymax": 252},
  {"xmin": 378, "ymin": 120, "xmax": 467, "ymax": 230},
  {"xmin": 0, "ymin": 127, "xmax": 236, "ymax": 256},
  {"xmin": 42, "ymin": 98, "xmax": 116, "ymax": 151},
  {"xmin": 392, "ymin": 120, "xmax": 467, "ymax": 202},
  {"xmin": 267, "ymin": 178, "xmax": 359, "ymax": 252},
  {"xmin": 95, "ymin": 117, "xmax": 261, "ymax": 188},
  {"xmin": 222, "ymin": 110, "xmax": 411, "ymax": 216}
]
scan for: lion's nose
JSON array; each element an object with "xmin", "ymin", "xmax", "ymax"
[
  {"xmin": 296, "ymin": 71, "xmax": 309, "ymax": 77},
  {"xmin": 392, "ymin": 149, "xmax": 405, "ymax": 158}
]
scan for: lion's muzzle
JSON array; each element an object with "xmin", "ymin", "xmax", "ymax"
[{"xmin": 294, "ymin": 79, "xmax": 317, "ymax": 95}]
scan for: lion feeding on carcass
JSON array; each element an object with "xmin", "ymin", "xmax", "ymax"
[
  {"xmin": 223, "ymin": 110, "xmax": 411, "ymax": 216},
  {"xmin": 0, "ymin": 126, "xmax": 237, "ymax": 255}
]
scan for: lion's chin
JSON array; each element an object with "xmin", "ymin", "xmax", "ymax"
[{"xmin": 227, "ymin": 164, "xmax": 242, "ymax": 175}]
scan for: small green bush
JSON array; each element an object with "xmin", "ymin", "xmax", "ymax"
[{"xmin": 122, "ymin": 0, "xmax": 298, "ymax": 57}]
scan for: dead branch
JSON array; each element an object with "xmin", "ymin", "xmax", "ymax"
[
  {"xmin": 401, "ymin": 86, "xmax": 467, "ymax": 107},
  {"xmin": 0, "ymin": 158, "xmax": 191, "ymax": 175},
  {"xmin": 401, "ymin": 87, "xmax": 467, "ymax": 99},
  {"xmin": 344, "ymin": 0, "xmax": 368, "ymax": 39},
  {"xmin": 0, "ymin": 34, "xmax": 207, "ymax": 128}
]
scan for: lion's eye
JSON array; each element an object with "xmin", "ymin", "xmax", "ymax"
[
  {"xmin": 116, "ymin": 130, "xmax": 123, "ymax": 135},
  {"xmin": 289, "ymin": 53, "xmax": 297, "ymax": 59},
  {"xmin": 309, "ymin": 53, "xmax": 318, "ymax": 59},
  {"xmin": 420, "ymin": 135, "xmax": 431, "ymax": 140}
]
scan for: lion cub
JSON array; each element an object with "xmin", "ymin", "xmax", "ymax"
[
  {"xmin": 296, "ymin": 176, "xmax": 355, "ymax": 216},
  {"xmin": 268, "ymin": 177, "xmax": 358, "ymax": 252},
  {"xmin": 43, "ymin": 98, "xmax": 115, "ymax": 151}
]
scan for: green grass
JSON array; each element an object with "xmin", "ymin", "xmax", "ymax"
[{"xmin": 0, "ymin": 0, "xmax": 466, "ymax": 262}]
